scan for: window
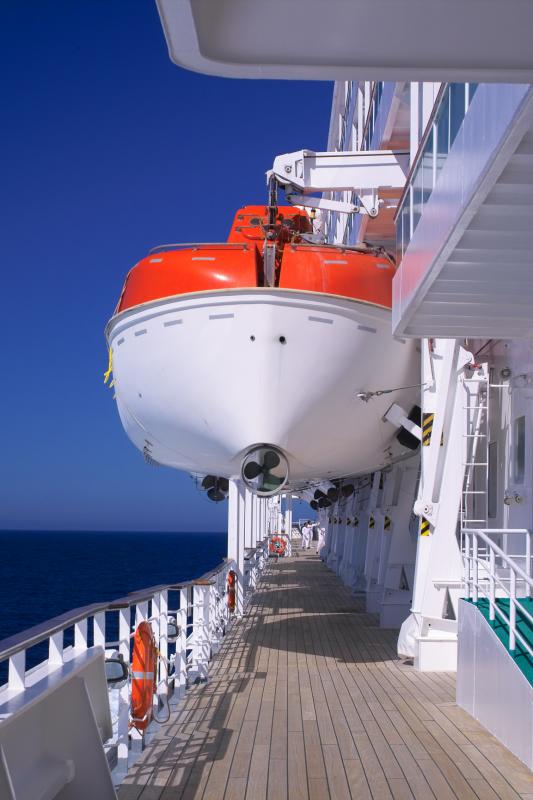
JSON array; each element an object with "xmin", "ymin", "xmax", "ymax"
[
  {"xmin": 488, "ymin": 441, "xmax": 498, "ymax": 518},
  {"xmin": 514, "ymin": 416, "xmax": 526, "ymax": 484}
]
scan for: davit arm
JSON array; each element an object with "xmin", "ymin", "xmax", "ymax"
[{"xmin": 267, "ymin": 148, "xmax": 409, "ymax": 217}]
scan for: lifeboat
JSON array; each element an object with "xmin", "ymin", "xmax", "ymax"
[{"xmin": 106, "ymin": 204, "xmax": 419, "ymax": 493}]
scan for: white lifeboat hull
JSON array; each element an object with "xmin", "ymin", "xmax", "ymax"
[{"xmin": 106, "ymin": 289, "xmax": 420, "ymax": 484}]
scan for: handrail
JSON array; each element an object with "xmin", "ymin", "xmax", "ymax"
[
  {"xmin": 464, "ymin": 529, "xmax": 533, "ymax": 588},
  {"xmin": 148, "ymin": 243, "xmax": 249, "ymax": 255},
  {"xmin": 0, "ymin": 602, "xmax": 109, "ymax": 662},
  {"xmin": 0, "ymin": 560, "xmax": 233, "ymax": 659},
  {"xmin": 463, "ymin": 528, "xmax": 533, "ymax": 654}
]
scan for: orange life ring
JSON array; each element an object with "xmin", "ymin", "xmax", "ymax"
[
  {"xmin": 131, "ymin": 621, "xmax": 157, "ymax": 731},
  {"xmin": 227, "ymin": 569, "xmax": 237, "ymax": 612},
  {"xmin": 269, "ymin": 536, "xmax": 286, "ymax": 557}
]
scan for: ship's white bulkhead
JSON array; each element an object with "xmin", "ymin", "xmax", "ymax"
[{"xmin": 107, "ymin": 288, "xmax": 419, "ymax": 484}]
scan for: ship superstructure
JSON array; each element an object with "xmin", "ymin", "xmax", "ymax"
[{"xmin": 2, "ymin": 2, "xmax": 533, "ymax": 797}]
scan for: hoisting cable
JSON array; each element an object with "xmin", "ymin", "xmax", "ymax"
[{"xmin": 356, "ymin": 382, "xmax": 428, "ymax": 403}]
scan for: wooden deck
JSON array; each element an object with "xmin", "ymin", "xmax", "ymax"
[{"xmin": 119, "ymin": 550, "xmax": 533, "ymax": 800}]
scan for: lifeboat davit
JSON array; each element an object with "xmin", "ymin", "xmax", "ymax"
[{"xmin": 106, "ymin": 204, "xmax": 419, "ymax": 492}]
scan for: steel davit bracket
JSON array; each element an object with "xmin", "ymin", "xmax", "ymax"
[{"xmin": 268, "ymin": 148, "xmax": 409, "ymax": 217}]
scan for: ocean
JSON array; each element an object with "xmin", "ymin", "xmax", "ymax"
[{"xmin": 0, "ymin": 529, "xmax": 226, "ymax": 679}]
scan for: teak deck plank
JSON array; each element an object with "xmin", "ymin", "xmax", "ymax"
[{"xmin": 119, "ymin": 550, "xmax": 532, "ymax": 800}]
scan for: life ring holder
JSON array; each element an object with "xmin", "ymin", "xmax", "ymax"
[
  {"xmin": 130, "ymin": 621, "xmax": 157, "ymax": 731},
  {"xmin": 227, "ymin": 569, "xmax": 237, "ymax": 612},
  {"xmin": 269, "ymin": 535, "xmax": 287, "ymax": 557}
]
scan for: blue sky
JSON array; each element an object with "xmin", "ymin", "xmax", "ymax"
[{"xmin": 0, "ymin": 2, "xmax": 332, "ymax": 532}]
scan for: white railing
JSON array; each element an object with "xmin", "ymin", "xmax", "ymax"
[
  {"xmin": 244, "ymin": 540, "xmax": 269, "ymax": 597},
  {"xmin": 463, "ymin": 528, "xmax": 533, "ymax": 655},
  {"xmin": 0, "ymin": 543, "xmax": 268, "ymax": 784}
]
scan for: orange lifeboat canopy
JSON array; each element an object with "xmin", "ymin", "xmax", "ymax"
[
  {"xmin": 116, "ymin": 244, "xmax": 261, "ymax": 314},
  {"xmin": 279, "ymin": 245, "xmax": 394, "ymax": 309},
  {"xmin": 112, "ymin": 206, "xmax": 393, "ymax": 317}
]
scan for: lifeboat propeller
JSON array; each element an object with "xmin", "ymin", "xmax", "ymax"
[
  {"xmin": 241, "ymin": 445, "xmax": 289, "ymax": 496},
  {"xmin": 201, "ymin": 475, "xmax": 229, "ymax": 503}
]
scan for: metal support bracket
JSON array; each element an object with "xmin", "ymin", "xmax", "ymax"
[{"xmin": 268, "ymin": 148, "xmax": 409, "ymax": 218}]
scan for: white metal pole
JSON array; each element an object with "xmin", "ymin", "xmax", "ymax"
[
  {"xmin": 489, "ymin": 548, "xmax": 495, "ymax": 623},
  {"xmin": 510, "ymin": 570, "xmax": 517, "ymax": 652}
]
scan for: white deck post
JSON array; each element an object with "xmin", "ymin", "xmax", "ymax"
[
  {"xmin": 285, "ymin": 494, "xmax": 293, "ymax": 548},
  {"xmin": 117, "ymin": 606, "xmax": 131, "ymax": 770},
  {"xmin": 191, "ymin": 583, "xmax": 210, "ymax": 681},
  {"xmin": 379, "ymin": 459, "xmax": 420, "ymax": 629},
  {"xmin": 228, "ymin": 479, "xmax": 245, "ymax": 615},
  {"xmin": 94, "ymin": 612, "xmax": 106, "ymax": 649},
  {"xmin": 177, "ymin": 588, "xmax": 188, "ymax": 698},
  {"xmin": 74, "ymin": 618, "xmax": 88, "ymax": 652},
  {"xmin": 398, "ymin": 338, "xmax": 472, "ymax": 671},
  {"xmin": 8, "ymin": 651, "xmax": 25, "ymax": 694},
  {"xmin": 340, "ymin": 492, "xmax": 356, "ymax": 583},
  {"xmin": 244, "ymin": 485, "xmax": 254, "ymax": 551},
  {"xmin": 360, "ymin": 471, "xmax": 382, "ymax": 592}
]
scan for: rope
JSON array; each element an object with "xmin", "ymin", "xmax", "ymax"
[{"xmin": 103, "ymin": 348, "xmax": 115, "ymax": 396}]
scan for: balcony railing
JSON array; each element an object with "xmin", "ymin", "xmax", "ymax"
[
  {"xmin": 395, "ymin": 83, "xmax": 479, "ymax": 261},
  {"xmin": 463, "ymin": 528, "xmax": 532, "ymax": 655}
]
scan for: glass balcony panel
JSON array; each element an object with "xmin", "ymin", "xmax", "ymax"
[
  {"xmin": 422, "ymin": 129, "xmax": 434, "ymax": 205},
  {"xmin": 435, "ymin": 89, "xmax": 450, "ymax": 181},
  {"xmin": 450, "ymin": 83, "xmax": 466, "ymax": 148}
]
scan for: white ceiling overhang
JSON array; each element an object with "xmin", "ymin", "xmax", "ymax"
[{"xmin": 157, "ymin": 0, "xmax": 533, "ymax": 82}]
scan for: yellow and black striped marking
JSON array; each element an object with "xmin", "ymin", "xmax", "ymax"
[
  {"xmin": 384, "ymin": 516, "xmax": 392, "ymax": 531},
  {"xmin": 369, "ymin": 514, "xmax": 375, "ymax": 529},
  {"xmin": 420, "ymin": 517, "xmax": 431, "ymax": 537},
  {"xmin": 422, "ymin": 412, "xmax": 434, "ymax": 446}
]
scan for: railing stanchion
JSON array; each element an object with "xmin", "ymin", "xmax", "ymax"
[
  {"xmin": 74, "ymin": 617, "xmax": 88, "ymax": 652},
  {"xmin": 94, "ymin": 611, "xmax": 106, "ymax": 649},
  {"xmin": 463, "ymin": 531, "xmax": 470, "ymax": 599},
  {"xmin": 509, "ymin": 570, "xmax": 516, "ymax": 653},
  {"xmin": 158, "ymin": 591, "xmax": 168, "ymax": 700},
  {"xmin": 489, "ymin": 548, "xmax": 495, "ymax": 623},
  {"xmin": 472, "ymin": 534, "xmax": 479, "ymax": 603},
  {"xmin": 527, "ymin": 531, "xmax": 532, "ymax": 598},
  {"xmin": 117, "ymin": 606, "xmax": 132, "ymax": 774},
  {"xmin": 8, "ymin": 651, "xmax": 25, "ymax": 694},
  {"xmin": 178, "ymin": 588, "xmax": 188, "ymax": 697},
  {"xmin": 49, "ymin": 631, "xmax": 63, "ymax": 665}
]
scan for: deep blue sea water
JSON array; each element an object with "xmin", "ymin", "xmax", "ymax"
[{"xmin": 0, "ymin": 530, "xmax": 226, "ymax": 645}]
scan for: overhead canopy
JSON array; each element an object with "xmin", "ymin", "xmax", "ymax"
[{"xmin": 157, "ymin": 0, "xmax": 533, "ymax": 82}]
